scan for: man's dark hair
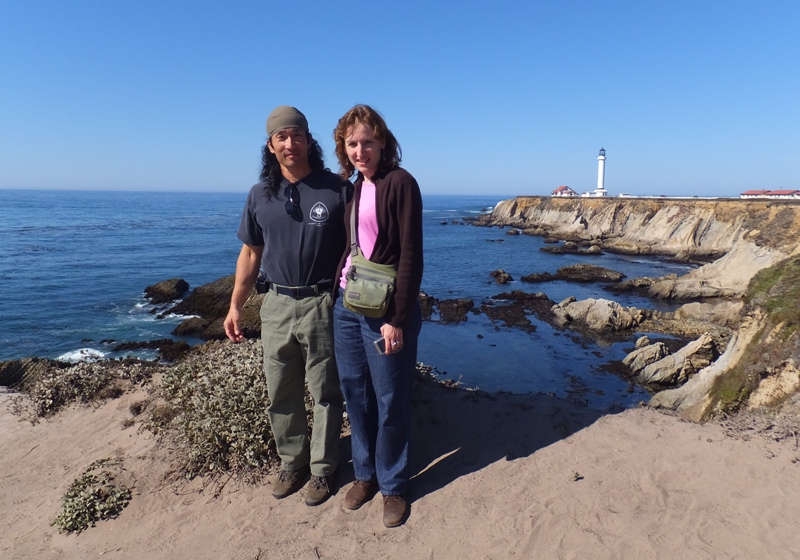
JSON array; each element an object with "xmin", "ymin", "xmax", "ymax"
[{"xmin": 259, "ymin": 132, "xmax": 326, "ymax": 199}]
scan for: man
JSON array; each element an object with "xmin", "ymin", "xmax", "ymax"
[{"xmin": 224, "ymin": 106, "xmax": 349, "ymax": 506}]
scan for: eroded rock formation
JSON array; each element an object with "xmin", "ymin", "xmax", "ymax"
[
  {"xmin": 649, "ymin": 254, "xmax": 800, "ymax": 421},
  {"xmin": 551, "ymin": 297, "xmax": 648, "ymax": 332},
  {"xmin": 477, "ymin": 197, "xmax": 800, "ymax": 299},
  {"xmin": 623, "ymin": 339, "xmax": 670, "ymax": 374},
  {"xmin": 475, "ymin": 196, "xmax": 800, "ymax": 421},
  {"xmin": 635, "ymin": 333, "xmax": 718, "ymax": 386}
]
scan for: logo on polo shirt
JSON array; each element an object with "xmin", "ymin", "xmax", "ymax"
[{"xmin": 309, "ymin": 202, "xmax": 329, "ymax": 223}]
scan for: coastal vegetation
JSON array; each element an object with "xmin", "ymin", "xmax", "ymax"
[
  {"xmin": 51, "ymin": 457, "xmax": 131, "ymax": 534},
  {"xmin": 8, "ymin": 360, "xmax": 155, "ymax": 420},
  {"xmin": 746, "ymin": 254, "xmax": 800, "ymax": 336},
  {"xmin": 6, "ymin": 342, "xmax": 284, "ymax": 482},
  {"xmin": 148, "ymin": 340, "xmax": 278, "ymax": 482},
  {"xmin": 710, "ymin": 255, "xmax": 800, "ymax": 412}
]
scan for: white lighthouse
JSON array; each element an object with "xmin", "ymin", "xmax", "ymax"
[
  {"xmin": 580, "ymin": 148, "xmax": 610, "ymax": 197},
  {"xmin": 595, "ymin": 147, "xmax": 607, "ymax": 195}
]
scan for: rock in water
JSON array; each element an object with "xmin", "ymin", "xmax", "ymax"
[
  {"xmin": 636, "ymin": 333, "xmax": 718, "ymax": 386},
  {"xmin": 623, "ymin": 342, "xmax": 671, "ymax": 374},
  {"xmin": 144, "ymin": 278, "xmax": 190, "ymax": 304},
  {"xmin": 551, "ymin": 298, "xmax": 644, "ymax": 332}
]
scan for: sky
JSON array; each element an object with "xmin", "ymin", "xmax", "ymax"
[{"xmin": 1, "ymin": 1, "xmax": 798, "ymax": 197}]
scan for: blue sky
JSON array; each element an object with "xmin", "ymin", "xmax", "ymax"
[{"xmin": 1, "ymin": 1, "xmax": 798, "ymax": 196}]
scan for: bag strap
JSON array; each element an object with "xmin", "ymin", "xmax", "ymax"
[{"xmin": 349, "ymin": 196, "xmax": 361, "ymax": 258}]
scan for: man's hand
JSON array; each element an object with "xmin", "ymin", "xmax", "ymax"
[
  {"xmin": 224, "ymin": 308, "xmax": 244, "ymax": 342},
  {"xmin": 224, "ymin": 243, "xmax": 264, "ymax": 343}
]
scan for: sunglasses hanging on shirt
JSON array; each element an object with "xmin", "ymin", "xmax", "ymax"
[{"xmin": 284, "ymin": 183, "xmax": 302, "ymax": 221}]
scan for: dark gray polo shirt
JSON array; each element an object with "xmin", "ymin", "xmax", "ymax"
[{"xmin": 237, "ymin": 170, "xmax": 349, "ymax": 287}]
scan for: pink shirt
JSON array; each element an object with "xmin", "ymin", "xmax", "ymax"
[{"xmin": 339, "ymin": 180, "xmax": 378, "ymax": 288}]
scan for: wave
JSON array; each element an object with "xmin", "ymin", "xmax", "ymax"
[
  {"xmin": 56, "ymin": 348, "xmax": 108, "ymax": 363},
  {"xmin": 125, "ymin": 300, "xmax": 195, "ymax": 322}
]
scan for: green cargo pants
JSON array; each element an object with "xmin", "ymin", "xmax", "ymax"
[{"xmin": 260, "ymin": 288, "xmax": 342, "ymax": 477}]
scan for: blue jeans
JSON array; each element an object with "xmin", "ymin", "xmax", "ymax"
[{"xmin": 333, "ymin": 289, "xmax": 422, "ymax": 497}]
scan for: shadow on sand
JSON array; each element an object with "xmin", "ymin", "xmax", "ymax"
[
  {"xmin": 336, "ymin": 376, "xmax": 611, "ymax": 503},
  {"xmin": 407, "ymin": 379, "xmax": 608, "ymax": 502}
]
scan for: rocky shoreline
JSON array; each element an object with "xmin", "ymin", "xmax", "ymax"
[
  {"xmin": 3, "ymin": 196, "xmax": 799, "ymax": 424},
  {"xmin": 469, "ymin": 196, "xmax": 800, "ymax": 421},
  {"xmin": 476, "ymin": 196, "xmax": 800, "ymax": 299}
]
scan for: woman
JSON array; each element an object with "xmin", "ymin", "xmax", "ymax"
[{"xmin": 332, "ymin": 105, "xmax": 423, "ymax": 528}]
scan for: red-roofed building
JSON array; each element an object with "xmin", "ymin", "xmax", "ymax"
[
  {"xmin": 768, "ymin": 190, "xmax": 800, "ymax": 197},
  {"xmin": 552, "ymin": 185, "xmax": 578, "ymax": 197},
  {"xmin": 740, "ymin": 190, "xmax": 770, "ymax": 198},
  {"xmin": 741, "ymin": 189, "xmax": 799, "ymax": 199}
]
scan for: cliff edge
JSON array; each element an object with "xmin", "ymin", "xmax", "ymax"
[
  {"xmin": 478, "ymin": 196, "xmax": 800, "ymax": 421},
  {"xmin": 477, "ymin": 196, "xmax": 800, "ymax": 299}
]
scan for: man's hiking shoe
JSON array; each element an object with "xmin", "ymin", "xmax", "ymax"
[
  {"xmin": 272, "ymin": 466, "xmax": 310, "ymax": 499},
  {"xmin": 305, "ymin": 475, "xmax": 334, "ymax": 506}
]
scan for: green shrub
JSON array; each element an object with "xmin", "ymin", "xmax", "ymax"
[
  {"xmin": 11, "ymin": 360, "xmax": 157, "ymax": 421},
  {"xmin": 712, "ymin": 365, "xmax": 755, "ymax": 412},
  {"xmin": 150, "ymin": 340, "xmax": 277, "ymax": 481},
  {"xmin": 747, "ymin": 255, "xmax": 800, "ymax": 327},
  {"xmin": 52, "ymin": 458, "xmax": 131, "ymax": 534}
]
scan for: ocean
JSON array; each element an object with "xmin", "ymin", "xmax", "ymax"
[{"xmin": 0, "ymin": 189, "xmax": 694, "ymax": 410}]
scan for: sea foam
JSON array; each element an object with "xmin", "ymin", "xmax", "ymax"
[{"xmin": 56, "ymin": 348, "xmax": 107, "ymax": 363}]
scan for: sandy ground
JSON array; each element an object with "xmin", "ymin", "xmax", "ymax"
[{"xmin": 2, "ymin": 379, "xmax": 800, "ymax": 560}]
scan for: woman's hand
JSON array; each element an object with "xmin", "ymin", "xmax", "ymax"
[{"xmin": 380, "ymin": 323, "xmax": 404, "ymax": 355}]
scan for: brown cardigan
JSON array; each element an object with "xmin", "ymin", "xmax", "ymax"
[{"xmin": 335, "ymin": 167, "xmax": 424, "ymax": 328}]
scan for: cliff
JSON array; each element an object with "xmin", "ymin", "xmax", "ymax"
[
  {"xmin": 479, "ymin": 196, "xmax": 800, "ymax": 421},
  {"xmin": 651, "ymin": 255, "xmax": 800, "ymax": 421},
  {"xmin": 478, "ymin": 197, "xmax": 800, "ymax": 299}
]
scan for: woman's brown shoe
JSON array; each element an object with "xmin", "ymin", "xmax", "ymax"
[
  {"xmin": 344, "ymin": 480, "xmax": 377, "ymax": 510},
  {"xmin": 382, "ymin": 495, "xmax": 407, "ymax": 528}
]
